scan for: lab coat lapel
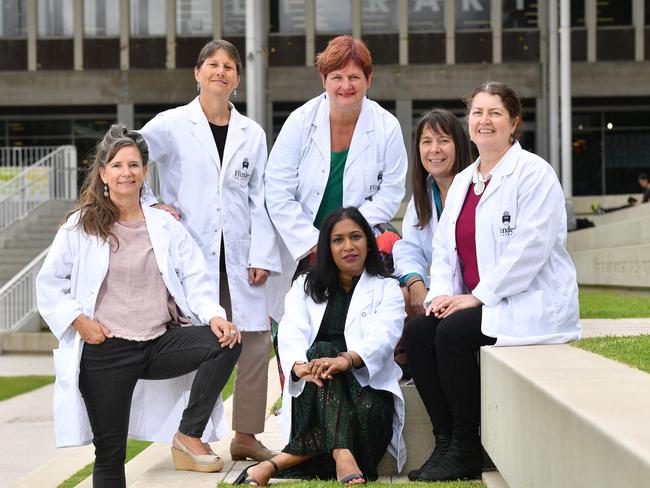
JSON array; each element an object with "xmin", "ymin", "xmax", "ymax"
[
  {"xmin": 142, "ymin": 206, "xmax": 170, "ymax": 277},
  {"xmin": 220, "ymin": 104, "xmax": 246, "ymax": 188},
  {"xmin": 479, "ymin": 142, "xmax": 521, "ymax": 204},
  {"xmin": 308, "ymin": 299, "xmax": 327, "ymax": 338},
  {"xmin": 345, "ymin": 271, "xmax": 372, "ymax": 326},
  {"xmin": 187, "ymin": 97, "xmax": 221, "ymax": 170},
  {"xmin": 346, "ymin": 99, "xmax": 372, "ymax": 169},
  {"xmin": 310, "ymin": 96, "xmax": 331, "ymax": 163}
]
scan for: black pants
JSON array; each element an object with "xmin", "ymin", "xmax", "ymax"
[
  {"xmin": 403, "ymin": 307, "xmax": 495, "ymax": 440},
  {"xmin": 78, "ymin": 325, "xmax": 241, "ymax": 488}
]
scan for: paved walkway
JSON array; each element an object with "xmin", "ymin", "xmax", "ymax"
[{"xmin": 2, "ymin": 317, "xmax": 650, "ymax": 487}]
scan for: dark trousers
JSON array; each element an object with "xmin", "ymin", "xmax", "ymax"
[
  {"xmin": 78, "ymin": 325, "xmax": 241, "ymax": 488},
  {"xmin": 403, "ymin": 307, "xmax": 495, "ymax": 440}
]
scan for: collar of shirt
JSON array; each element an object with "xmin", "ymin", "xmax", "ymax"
[{"xmin": 472, "ymin": 159, "xmax": 501, "ymax": 195}]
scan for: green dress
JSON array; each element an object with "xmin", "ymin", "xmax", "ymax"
[{"xmin": 278, "ymin": 280, "xmax": 395, "ymax": 481}]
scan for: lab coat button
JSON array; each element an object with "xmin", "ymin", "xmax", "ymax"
[{"xmin": 362, "ymin": 312, "xmax": 367, "ymax": 317}]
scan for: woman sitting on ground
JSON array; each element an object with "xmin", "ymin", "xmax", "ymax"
[
  {"xmin": 233, "ymin": 207, "xmax": 406, "ymax": 486},
  {"xmin": 36, "ymin": 125, "xmax": 241, "ymax": 488}
]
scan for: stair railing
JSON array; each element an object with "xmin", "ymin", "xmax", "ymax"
[
  {"xmin": 0, "ymin": 248, "xmax": 48, "ymax": 332},
  {"xmin": 0, "ymin": 145, "xmax": 77, "ymax": 232}
]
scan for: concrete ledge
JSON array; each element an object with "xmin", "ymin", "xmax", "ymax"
[
  {"xmin": 378, "ymin": 383, "xmax": 434, "ymax": 475},
  {"xmin": 569, "ymin": 243, "xmax": 650, "ymax": 288},
  {"xmin": 567, "ymin": 215, "xmax": 650, "ymax": 252},
  {"xmin": 0, "ymin": 331, "xmax": 57, "ymax": 354},
  {"xmin": 481, "ymin": 344, "xmax": 650, "ymax": 488},
  {"xmin": 570, "ymin": 194, "xmax": 643, "ymax": 215}
]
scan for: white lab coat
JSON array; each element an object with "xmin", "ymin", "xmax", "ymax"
[
  {"xmin": 424, "ymin": 142, "xmax": 581, "ymax": 345},
  {"xmin": 36, "ymin": 205, "xmax": 229, "ymax": 448},
  {"xmin": 277, "ymin": 272, "xmax": 407, "ymax": 472},
  {"xmin": 265, "ymin": 94, "xmax": 408, "ymax": 320},
  {"xmin": 393, "ymin": 191, "xmax": 438, "ymax": 288},
  {"xmin": 141, "ymin": 97, "xmax": 280, "ymax": 331}
]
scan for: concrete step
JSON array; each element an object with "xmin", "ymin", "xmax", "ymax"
[
  {"xmin": 481, "ymin": 344, "xmax": 650, "ymax": 488},
  {"xmin": 0, "ymin": 332, "xmax": 56, "ymax": 354},
  {"xmin": 1, "ymin": 237, "xmax": 54, "ymax": 250}
]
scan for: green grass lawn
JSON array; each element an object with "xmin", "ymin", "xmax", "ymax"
[
  {"xmin": 0, "ymin": 375, "xmax": 54, "ymax": 401},
  {"xmin": 579, "ymin": 290, "xmax": 650, "ymax": 319},
  {"xmin": 58, "ymin": 368, "xmax": 238, "ymax": 487},
  {"xmin": 572, "ymin": 335, "xmax": 650, "ymax": 374}
]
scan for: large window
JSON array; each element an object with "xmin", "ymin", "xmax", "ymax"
[
  {"xmin": 223, "ymin": 0, "xmax": 245, "ymax": 35},
  {"xmin": 362, "ymin": 0, "xmax": 398, "ymax": 33},
  {"xmin": 408, "ymin": 0, "xmax": 444, "ymax": 32},
  {"xmin": 177, "ymin": 0, "xmax": 212, "ymax": 36},
  {"xmin": 277, "ymin": 0, "xmax": 304, "ymax": 33},
  {"xmin": 130, "ymin": 0, "xmax": 166, "ymax": 36},
  {"xmin": 316, "ymin": 0, "xmax": 351, "ymax": 34},
  {"xmin": 84, "ymin": 0, "xmax": 119, "ymax": 37},
  {"xmin": 37, "ymin": 0, "xmax": 73, "ymax": 37},
  {"xmin": 503, "ymin": 0, "xmax": 539, "ymax": 62},
  {"xmin": 1, "ymin": 0, "xmax": 26, "ymax": 37},
  {"xmin": 572, "ymin": 105, "xmax": 650, "ymax": 196},
  {"xmin": 597, "ymin": 0, "xmax": 633, "ymax": 61},
  {"xmin": 456, "ymin": 0, "xmax": 491, "ymax": 63}
]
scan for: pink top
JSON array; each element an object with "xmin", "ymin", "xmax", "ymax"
[
  {"xmin": 94, "ymin": 220, "xmax": 175, "ymax": 341},
  {"xmin": 455, "ymin": 181, "xmax": 489, "ymax": 292}
]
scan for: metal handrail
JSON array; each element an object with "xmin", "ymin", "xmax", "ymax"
[
  {"xmin": 0, "ymin": 146, "xmax": 59, "ymax": 172},
  {"xmin": 0, "ymin": 248, "xmax": 49, "ymax": 332},
  {"xmin": 0, "ymin": 145, "xmax": 77, "ymax": 232}
]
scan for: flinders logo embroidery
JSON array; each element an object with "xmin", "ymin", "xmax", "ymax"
[
  {"xmin": 369, "ymin": 171, "xmax": 383, "ymax": 192},
  {"xmin": 499, "ymin": 211, "xmax": 515, "ymax": 237},
  {"xmin": 234, "ymin": 158, "xmax": 251, "ymax": 182}
]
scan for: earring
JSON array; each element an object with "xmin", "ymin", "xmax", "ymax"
[
  {"xmin": 196, "ymin": 82, "xmax": 200, "ymax": 92},
  {"xmin": 103, "ymin": 184, "xmax": 109, "ymax": 198},
  {"xmin": 232, "ymin": 89, "xmax": 237, "ymax": 99}
]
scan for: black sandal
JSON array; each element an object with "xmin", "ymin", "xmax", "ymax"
[
  {"xmin": 232, "ymin": 458, "xmax": 279, "ymax": 485},
  {"xmin": 339, "ymin": 472, "xmax": 366, "ymax": 485}
]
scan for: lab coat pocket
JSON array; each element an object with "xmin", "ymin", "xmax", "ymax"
[
  {"xmin": 232, "ymin": 238, "xmax": 252, "ymax": 268},
  {"xmin": 507, "ymin": 289, "xmax": 555, "ymax": 337},
  {"xmin": 53, "ymin": 347, "xmax": 78, "ymax": 394},
  {"xmin": 363, "ymin": 162, "xmax": 384, "ymax": 198}
]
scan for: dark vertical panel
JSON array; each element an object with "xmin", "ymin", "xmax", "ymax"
[
  {"xmin": 408, "ymin": 33, "xmax": 445, "ymax": 64},
  {"xmin": 456, "ymin": 31, "xmax": 492, "ymax": 64},
  {"xmin": 36, "ymin": 39, "xmax": 74, "ymax": 69},
  {"xmin": 0, "ymin": 40, "xmax": 27, "ymax": 70},
  {"xmin": 83, "ymin": 39, "xmax": 120, "ymax": 69}
]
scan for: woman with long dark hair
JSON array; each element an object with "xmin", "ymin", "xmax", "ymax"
[
  {"xmin": 405, "ymin": 82, "xmax": 580, "ymax": 482},
  {"xmin": 393, "ymin": 109, "xmax": 471, "ymax": 320},
  {"xmin": 233, "ymin": 207, "xmax": 406, "ymax": 486},
  {"xmin": 37, "ymin": 125, "xmax": 241, "ymax": 487}
]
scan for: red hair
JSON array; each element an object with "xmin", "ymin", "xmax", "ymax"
[{"xmin": 316, "ymin": 35, "xmax": 372, "ymax": 80}]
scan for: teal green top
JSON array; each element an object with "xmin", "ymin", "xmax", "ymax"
[
  {"xmin": 313, "ymin": 148, "xmax": 349, "ymax": 229},
  {"xmin": 432, "ymin": 180, "xmax": 443, "ymax": 220}
]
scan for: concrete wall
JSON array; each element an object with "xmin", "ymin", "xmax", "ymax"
[
  {"xmin": 481, "ymin": 345, "xmax": 650, "ymax": 488},
  {"xmin": 1, "ymin": 62, "xmax": 649, "ymax": 106},
  {"xmin": 567, "ymin": 204, "xmax": 650, "ymax": 288}
]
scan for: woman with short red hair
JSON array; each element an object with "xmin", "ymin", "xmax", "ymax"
[{"xmin": 264, "ymin": 35, "xmax": 407, "ymax": 325}]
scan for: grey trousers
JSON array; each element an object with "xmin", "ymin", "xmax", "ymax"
[{"xmin": 220, "ymin": 271, "xmax": 272, "ymax": 434}]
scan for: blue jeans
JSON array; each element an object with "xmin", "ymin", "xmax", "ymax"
[{"xmin": 78, "ymin": 325, "xmax": 241, "ymax": 488}]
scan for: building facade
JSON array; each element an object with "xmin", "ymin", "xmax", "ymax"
[{"xmin": 1, "ymin": 0, "xmax": 649, "ymax": 195}]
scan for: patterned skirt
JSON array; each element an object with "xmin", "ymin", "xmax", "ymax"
[{"xmin": 277, "ymin": 340, "xmax": 394, "ymax": 481}]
